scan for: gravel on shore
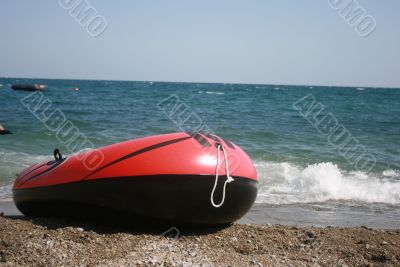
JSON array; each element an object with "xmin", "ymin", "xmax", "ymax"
[{"xmin": 0, "ymin": 216, "xmax": 399, "ymax": 266}]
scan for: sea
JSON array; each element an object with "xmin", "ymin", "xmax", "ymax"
[{"xmin": 1, "ymin": 78, "xmax": 399, "ymax": 228}]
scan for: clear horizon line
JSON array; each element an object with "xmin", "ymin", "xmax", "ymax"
[{"xmin": 1, "ymin": 75, "xmax": 399, "ymax": 90}]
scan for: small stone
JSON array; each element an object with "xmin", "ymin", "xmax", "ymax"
[
  {"xmin": 335, "ymin": 259, "xmax": 349, "ymax": 267},
  {"xmin": 381, "ymin": 241, "xmax": 388, "ymax": 245},
  {"xmin": 365, "ymin": 244, "xmax": 371, "ymax": 249},
  {"xmin": 306, "ymin": 231, "xmax": 315, "ymax": 238},
  {"xmin": 76, "ymin": 227, "xmax": 84, "ymax": 232},
  {"xmin": 247, "ymin": 240, "xmax": 252, "ymax": 244},
  {"xmin": 371, "ymin": 254, "xmax": 389, "ymax": 262},
  {"xmin": 230, "ymin": 237, "xmax": 238, "ymax": 242}
]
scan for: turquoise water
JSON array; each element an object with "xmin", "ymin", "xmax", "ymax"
[{"xmin": 1, "ymin": 78, "xmax": 399, "ymax": 210}]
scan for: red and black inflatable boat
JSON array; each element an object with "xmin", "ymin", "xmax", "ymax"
[{"xmin": 13, "ymin": 132, "xmax": 258, "ymax": 225}]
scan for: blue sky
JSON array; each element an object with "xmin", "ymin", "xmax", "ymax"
[{"xmin": 0, "ymin": 0, "xmax": 399, "ymax": 87}]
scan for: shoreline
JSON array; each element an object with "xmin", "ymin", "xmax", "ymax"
[{"xmin": 2, "ymin": 201, "xmax": 399, "ymax": 229}]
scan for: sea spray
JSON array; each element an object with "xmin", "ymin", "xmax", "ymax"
[{"xmin": 256, "ymin": 162, "xmax": 400, "ymax": 205}]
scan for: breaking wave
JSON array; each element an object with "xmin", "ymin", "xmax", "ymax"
[{"xmin": 256, "ymin": 162, "xmax": 400, "ymax": 205}]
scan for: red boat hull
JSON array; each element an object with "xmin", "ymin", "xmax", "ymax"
[{"xmin": 13, "ymin": 132, "xmax": 258, "ymax": 225}]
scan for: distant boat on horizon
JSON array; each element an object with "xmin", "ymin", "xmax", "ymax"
[{"xmin": 11, "ymin": 84, "xmax": 47, "ymax": 92}]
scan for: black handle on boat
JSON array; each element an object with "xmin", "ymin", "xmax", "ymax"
[{"xmin": 54, "ymin": 149, "xmax": 62, "ymax": 161}]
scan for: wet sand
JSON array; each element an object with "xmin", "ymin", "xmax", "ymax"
[{"xmin": 1, "ymin": 202, "xmax": 399, "ymax": 266}]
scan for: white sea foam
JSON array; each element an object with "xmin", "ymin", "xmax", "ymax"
[
  {"xmin": 0, "ymin": 150, "xmax": 96, "ymax": 201},
  {"xmin": 0, "ymin": 151, "xmax": 50, "ymax": 168},
  {"xmin": 356, "ymin": 87, "xmax": 365, "ymax": 91},
  {"xmin": 198, "ymin": 91, "xmax": 225, "ymax": 95},
  {"xmin": 206, "ymin": 91, "xmax": 224, "ymax": 95},
  {"xmin": 0, "ymin": 185, "xmax": 12, "ymax": 201},
  {"xmin": 0, "ymin": 152, "xmax": 51, "ymax": 186},
  {"xmin": 383, "ymin": 169, "xmax": 400, "ymax": 178},
  {"xmin": 256, "ymin": 162, "xmax": 400, "ymax": 205}
]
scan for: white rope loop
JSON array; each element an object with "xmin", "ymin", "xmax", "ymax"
[{"xmin": 210, "ymin": 144, "xmax": 234, "ymax": 208}]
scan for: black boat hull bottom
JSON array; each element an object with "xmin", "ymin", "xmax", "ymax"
[{"xmin": 13, "ymin": 175, "xmax": 258, "ymax": 225}]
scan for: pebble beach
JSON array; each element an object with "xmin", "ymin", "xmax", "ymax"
[{"xmin": 1, "ymin": 214, "xmax": 399, "ymax": 267}]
